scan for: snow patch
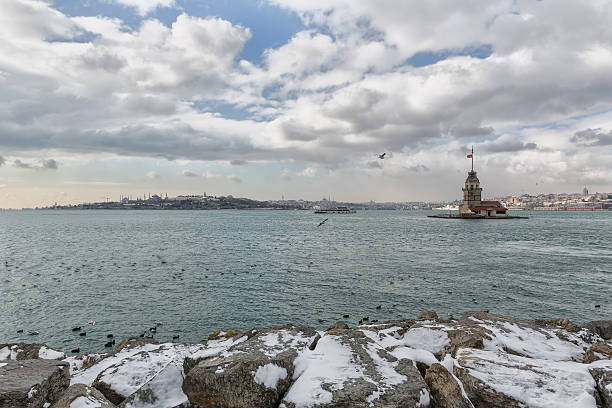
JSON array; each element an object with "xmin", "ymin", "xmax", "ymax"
[
  {"xmin": 28, "ymin": 386, "xmax": 37, "ymax": 398},
  {"xmin": 481, "ymin": 321, "xmax": 586, "ymax": 361},
  {"xmin": 0, "ymin": 345, "xmax": 22, "ymax": 360},
  {"xmin": 258, "ymin": 330, "xmax": 314, "ymax": 357},
  {"xmin": 283, "ymin": 335, "xmax": 363, "ymax": 407},
  {"xmin": 457, "ymin": 348, "xmax": 597, "ymax": 407},
  {"xmin": 70, "ymin": 395, "xmax": 102, "ymax": 408},
  {"xmin": 121, "ymin": 361, "xmax": 189, "ymax": 408},
  {"xmin": 416, "ymin": 388, "xmax": 430, "ymax": 407},
  {"xmin": 253, "ymin": 363, "xmax": 287, "ymax": 389},
  {"xmin": 402, "ymin": 327, "xmax": 450, "ymax": 354},
  {"xmin": 390, "ymin": 346, "xmax": 438, "ymax": 367},
  {"xmin": 39, "ymin": 346, "xmax": 65, "ymax": 360}
]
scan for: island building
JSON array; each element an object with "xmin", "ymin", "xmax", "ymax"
[
  {"xmin": 429, "ymin": 147, "xmax": 526, "ymax": 219},
  {"xmin": 458, "ymin": 148, "xmax": 508, "ymax": 217}
]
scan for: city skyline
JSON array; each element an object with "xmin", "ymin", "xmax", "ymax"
[{"xmin": 1, "ymin": 0, "xmax": 612, "ymax": 208}]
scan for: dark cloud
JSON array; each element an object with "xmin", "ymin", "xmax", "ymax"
[
  {"xmin": 406, "ymin": 164, "xmax": 429, "ymax": 172},
  {"xmin": 445, "ymin": 124, "xmax": 495, "ymax": 139},
  {"xmin": 13, "ymin": 158, "xmax": 58, "ymax": 170},
  {"xmin": 281, "ymin": 121, "xmax": 320, "ymax": 141},
  {"xmin": 571, "ymin": 128, "xmax": 612, "ymax": 146},
  {"xmin": 42, "ymin": 159, "xmax": 58, "ymax": 169},
  {"xmin": 230, "ymin": 159, "xmax": 247, "ymax": 165},
  {"xmin": 182, "ymin": 169, "xmax": 198, "ymax": 177},
  {"xmin": 479, "ymin": 136, "xmax": 537, "ymax": 153},
  {"xmin": 0, "ymin": 156, "xmax": 5, "ymax": 166},
  {"xmin": 367, "ymin": 161, "xmax": 382, "ymax": 169},
  {"xmin": 14, "ymin": 159, "xmax": 34, "ymax": 169}
]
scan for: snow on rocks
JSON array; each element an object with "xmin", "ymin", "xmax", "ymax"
[
  {"xmin": 424, "ymin": 363, "xmax": 473, "ymax": 408},
  {"xmin": 454, "ymin": 348, "xmax": 599, "ymax": 408},
  {"xmin": 52, "ymin": 383, "xmax": 114, "ymax": 408},
  {"xmin": 280, "ymin": 329, "xmax": 428, "ymax": 407},
  {"xmin": 89, "ymin": 342, "xmax": 206, "ymax": 406},
  {"xmin": 0, "ymin": 343, "xmax": 65, "ymax": 361},
  {"xmin": 589, "ymin": 360, "xmax": 612, "ymax": 408},
  {"xmin": 182, "ymin": 326, "xmax": 318, "ymax": 408},
  {"xmin": 0, "ymin": 359, "xmax": 70, "ymax": 408}
]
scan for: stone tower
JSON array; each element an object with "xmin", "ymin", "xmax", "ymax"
[
  {"xmin": 459, "ymin": 170, "xmax": 482, "ymax": 214},
  {"xmin": 459, "ymin": 147, "xmax": 482, "ymax": 214}
]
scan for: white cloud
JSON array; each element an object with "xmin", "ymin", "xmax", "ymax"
[
  {"xmin": 298, "ymin": 167, "xmax": 316, "ymax": 177},
  {"xmin": 182, "ymin": 169, "xmax": 198, "ymax": 177},
  {"xmin": 203, "ymin": 171, "xmax": 220, "ymax": 179},
  {"xmin": 1, "ymin": 0, "xmax": 612, "ymax": 201},
  {"xmin": 109, "ymin": 0, "xmax": 176, "ymax": 16},
  {"xmin": 280, "ymin": 168, "xmax": 291, "ymax": 181},
  {"xmin": 227, "ymin": 174, "xmax": 242, "ymax": 183},
  {"xmin": 146, "ymin": 170, "xmax": 161, "ymax": 180}
]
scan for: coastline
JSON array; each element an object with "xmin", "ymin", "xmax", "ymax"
[{"xmin": 2, "ymin": 310, "xmax": 611, "ymax": 408}]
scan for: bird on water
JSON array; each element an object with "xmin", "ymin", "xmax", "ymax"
[{"xmin": 318, "ymin": 218, "xmax": 329, "ymax": 227}]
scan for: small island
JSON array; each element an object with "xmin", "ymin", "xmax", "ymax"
[{"xmin": 429, "ymin": 149, "xmax": 528, "ymax": 219}]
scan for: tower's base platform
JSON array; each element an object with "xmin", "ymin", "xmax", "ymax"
[{"xmin": 428, "ymin": 214, "xmax": 528, "ymax": 219}]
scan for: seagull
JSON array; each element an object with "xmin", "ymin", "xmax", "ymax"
[
  {"xmin": 318, "ymin": 218, "xmax": 329, "ymax": 227},
  {"xmin": 378, "ymin": 153, "xmax": 386, "ymax": 159}
]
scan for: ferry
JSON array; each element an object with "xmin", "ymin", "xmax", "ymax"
[{"xmin": 314, "ymin": 206, "xmax": 356, "ymax": 214}]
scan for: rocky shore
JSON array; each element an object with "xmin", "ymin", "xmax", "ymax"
[{"xmin": 1, "ymin": 311, "xmax": 611, "ymax": 408}]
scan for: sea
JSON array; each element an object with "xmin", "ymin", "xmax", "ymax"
[{"xmin": 1, "ymin": 209, "xmax": 610, "ymax": 353}]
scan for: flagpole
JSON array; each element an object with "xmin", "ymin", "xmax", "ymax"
[{"xmin": 471, "ymin": 145, "xmax": 474, "ymax": 172}]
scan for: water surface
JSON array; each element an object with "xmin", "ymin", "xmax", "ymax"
[{"xmin": 0, "ymin": 209, "xmax": 610, "ymax": 352}]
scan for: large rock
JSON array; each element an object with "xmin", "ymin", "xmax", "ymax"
[
  {"xmin": 584, "ymin": 342, "xmax": 612, "ymax": 364},
  {"xmin": 91, "ymin": 343, "xmax": 205, "ymax": 406},
  {"xmin": 460, "ymin": 311, "xmax": 589, "ymax": 362},
  {"xmin": 52, "ymin": 383, "xmax": 115, "ymax": 408},
  {"xmin": 280, "ymin": 330, "xmax": 430, "ymax": 407},
  {"xmin": 590, "ymin": 364, "xmax": 612, "ymax": 408},
  {"xmin": 0, "ymin": 359, "xmax": 69, "ymax": 408},
  {"xmin": 454, "ymin": 348, "xmax": 598, "ymax": 407},
  {"xmin": 183, "ymin": 326, "xmax": 318, "ymax": 408},
  {"xmin": 0, "ymin": 344, "xmax": 65, "ymax": 361},
  {"xmin": 584, "ymin": 321, "xmax": 612, "ymax": 341},
  {"xmin": 424, "ymin": 363, "xmax": 472, "ymax": 408}
]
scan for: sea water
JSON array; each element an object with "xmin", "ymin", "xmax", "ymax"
[{"xmin": 0, "ymin": 209, "xmax": 610, "ymax": 352}]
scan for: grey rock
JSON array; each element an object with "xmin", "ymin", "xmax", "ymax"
[
  {"xmin": 590, "ymin": 366, "xmax": 612, "ymax": 408},
  {"xmin": 583, "ymin": 321, "xmax": 612, "ymax": 340},
  {"xmin": 0, "ymin": 344, "xmax": 64, "ymax": 361},
  {"xmin": 584, "ymin": 342, "xmax": 612, "ymax": 364},
  {"xmin": 0, "ymin": 359, "xmax": 69, "ymax": 408},
  {"xmin": 183, "ymin": 326, "xmax": 317, "ymax": 408},
  {"xmin": 280, "ymin": 330, "xmax": 430, "ymax": 407},
  {"xmin": 92, "ymin": 342, "xmax": 204, "ymax": 406},
  {"xmin": 424, "ymin": 363, "xmax": 472, "ymax": 408},
  {"xmin": 52, "ymin": 383, "xmax": 115, "ymax": 408},
  {"xmin": 454, "ymin": 348, "xmax": 599, "ymax": 408},
  {"xmin": 418, "ymin": 311, "xmax": 439, "ymax": 320},
  {"xmin": 326, "ymin": 322, "xmax": 349, "ymax": 331}
]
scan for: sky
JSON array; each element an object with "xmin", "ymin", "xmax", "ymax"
[{"xmin": 1, "ymin": 0, "xmax": 612, "ymax": 208}]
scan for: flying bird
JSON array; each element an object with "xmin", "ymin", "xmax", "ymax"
[
  {"xmin": 318, "ymin": 218, "xmax": 329, "ymax": 227},
  {"xmin": 378, "ymin": 153, "xmax": 386, "ymax": 159}
]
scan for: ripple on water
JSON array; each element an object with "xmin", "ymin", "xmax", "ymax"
[{"xmin": 0, "ymin": 209, "xmax": 610, "ymax": 352}]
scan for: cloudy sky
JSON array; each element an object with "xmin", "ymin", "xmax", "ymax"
[{"xmin": 1, "ymin": 0, "xmax": 611, "ymax": 208}]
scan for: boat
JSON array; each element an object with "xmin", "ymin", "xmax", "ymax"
[
  {"xmin": 314, "ymin": 206, "xmax": 356, "ymax": 214},
  {"xmin": 432, "ymin": 205, "xmax": 459, "ymax": 211}
]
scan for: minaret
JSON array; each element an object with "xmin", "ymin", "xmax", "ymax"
[{"xmin": 459, "ymin": 146, "xmax": 482, "ymax": 214}]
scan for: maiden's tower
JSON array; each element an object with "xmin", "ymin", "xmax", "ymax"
[{"xmin": 429, "ymin": 148, "xmax": 527, "ymax": 219}]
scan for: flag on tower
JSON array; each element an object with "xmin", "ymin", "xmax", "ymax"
[{"xmin": 467, "ymin": 154, "xmax": 473, "ymax": 158}]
